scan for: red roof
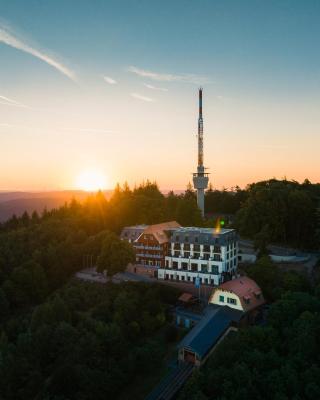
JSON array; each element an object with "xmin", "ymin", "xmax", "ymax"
[
  {"xmin": 138, "ymin": 221, "xmax": 181, "ymax": 244},
  {"xmin": 217, "ymin": 276, "xmax": 265, "ymax": 312},
  {"xmin": 178, "ymin": 293, "xmax": 194, "ymax": 303}
]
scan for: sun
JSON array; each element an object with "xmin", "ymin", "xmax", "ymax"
[{"xmin": 76, "ymin": 169, "xmax": 107, "ymax": 192}]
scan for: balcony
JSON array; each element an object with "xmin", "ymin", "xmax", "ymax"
[
  {"xmin": 136, "ymin": 253, "xmax": 162, "ymax": 259},
  {"xmin": 134, "ymin": 245, "xmax": 161, "ymax": 250}
]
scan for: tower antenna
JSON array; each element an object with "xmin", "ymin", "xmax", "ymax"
[{"xmin": 193, "ymin": 88, "xmax": 209, "ymax": 217}]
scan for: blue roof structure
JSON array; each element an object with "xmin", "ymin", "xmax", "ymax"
[
  {"xmin": 175, "ymin": 307, "xmax": 203, "ymax": 323},
  {"xmin": 178, "ymin": 305, "xmax": 242, "ymax": 358}
]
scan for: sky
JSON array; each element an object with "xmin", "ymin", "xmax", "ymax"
[{"xmin": 0, "ymin": 0, "xmax": 319, "ymax": 191}]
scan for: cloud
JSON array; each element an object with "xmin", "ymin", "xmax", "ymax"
[
  {"xmin": 0, "ymin": 94, "xmax": 27, "ymax": 108},
  {"xmin": 143, "ymin": 83, "xmax": 168, "ymax": 92},
  {"xmin": 128, "ymin": 66, "xmax": 210, "ymax": 84},
  {"xmin": 103, "ymin": 75, "xmax": 117, "ymax": 85},
  {"xmin": 130, "ymin": 93, "xmax": 154, "ymax": 102},
  {"xmin": 0, "ymin": 24, "xmax": 75, "ymax": 81}
]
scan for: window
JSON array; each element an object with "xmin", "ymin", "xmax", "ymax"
[
  {"xmin": 211, "ymin": 265, "xmax": 219, "ymax": 275},
  {"xmin": 201, "ymin": 264, "xmax": 208, "ymax": 273},
  {"xmin": 173, "ymin": 261, "xmax": 178, "ymax": 268},
  {"xmin": 175, "ymin": 235, "xmax": 179, "ymax": 241},
  {"xmin": 185, "ymin": 236, "xmax": 189, "ymax": 242},
  {"xmin": 219, "ymin": 295, "xmax": 224, "ymax": 303},
  {"xmin": 182, "ymin": 262, "xmax": 188, "ymax": 271},
  {"xmin": 184, "ymin": 244, "xmax": 190, "ymax": 251},
  {"xmin": 193, "ymin": 244, "xmax": 200, "ymax": 252},
  {"xmin": 195, "ymin": 236, "xmax": 199, "ymax": 243},
  {"xmin": 193, "ymin": 252, "xmax": 200, "ymax": 259},
  {"xmin": 227, "ymin": 298, "xmax": 237, "ymax": 305},
  {"xmin": 203, "ymin": 245, "xmax": 210, "ymax": 253},
  {"xmin": 191, "ymin": 263, "xmax": 197, "ymax": 272}
]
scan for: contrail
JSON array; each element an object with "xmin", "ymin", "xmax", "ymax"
[{"xmin": 0, "ymin": 24, "xmax": 76, "ymax": 81}]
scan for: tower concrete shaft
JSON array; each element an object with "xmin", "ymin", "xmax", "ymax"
[{"xmin": 193, "ymin": 88, "xmax": 209, "ymax": 217}]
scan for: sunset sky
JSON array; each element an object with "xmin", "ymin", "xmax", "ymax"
[{"xmin": 0, "ymin": 0, "xmax": 319, "ymax": 191}]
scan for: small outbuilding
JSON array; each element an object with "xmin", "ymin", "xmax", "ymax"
[
  {"xmin": 209, "ymin": 276, "xmax": 265, "ymax": 324},
  {"xmin": 177, "ymin": 305, "xmax": 242, "ymax": 366}
]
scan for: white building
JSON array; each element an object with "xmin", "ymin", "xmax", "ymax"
[{"xmin": 158, "ymin": 227, "xmax": 238, "ymax": 286}]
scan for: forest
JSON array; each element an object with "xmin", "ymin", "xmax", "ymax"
[
  {"xmin": 179, "ymin": 257, "xmax": 320, "ymax": 400},
  {"xmin": 0, "ymin": 179, "xmax": 319, "ymax": 399},
  {"xmin": 0, "ymin": 281, "xmax": 180, "ymax": 399},
  {"xmin": 0, "ymin": 182, "xmax": 197, "ymax": 399},
  {"xmin": 206, "ymin": 179, "xmax": 320, "ymax": 249}
]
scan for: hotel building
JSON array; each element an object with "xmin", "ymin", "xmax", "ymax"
[
  {"xmin": 158, "ymin": 227, "xmax": 238, "ymax": 286},
  {"xmin": 121, "ymin": 221, "xmax": 181, "ymax": 277}
]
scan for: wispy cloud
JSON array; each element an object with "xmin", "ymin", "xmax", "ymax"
[
  {"xmin": 143, "ymin": 83, "xmax": 168, "ymax": 92},
  {"xmin": 0, "ymin": 24, "xmax": 76, "ymax": 81},
  {"xmin": 128, "ymin": 66, "xmax": 210, "ymax": 84},
  {"xmin": 0, "ymin": 94, "xmax": 27, "ymax": 108},
  {"xmin": 130, "ymin": 92, "xmax": 154, "ymax": 102},
  {"xmin": 103, "ymin": 75, "xmax": 117, "ymax": 85}
]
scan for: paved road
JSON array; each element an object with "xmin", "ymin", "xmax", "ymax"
[{"xmin": 75, "ymin": 268, "xmax": 107, "ymax": 283}]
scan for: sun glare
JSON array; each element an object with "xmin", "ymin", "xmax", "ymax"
[{"xmin": 76, "ymin": 169, "xmax": 107, "ymax": 192}]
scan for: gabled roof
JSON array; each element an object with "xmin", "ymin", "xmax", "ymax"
[
  {"xmin": 138, "ymin": 221, "xmax": 181, "ymax": 244},
  {"xmin": 178, "ymin": 305, "xmax": 242, "ymax": 358},
  {"xmin": 217, "ymin": 276, "xmax": 265, "ymax": 312}
]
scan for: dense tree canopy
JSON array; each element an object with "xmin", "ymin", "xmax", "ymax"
[
  {"xmin": 0, "ymin": 281, "xmax": 180, "ymax": 400},
  {"xmin": 0, "ymin": 181, "xmax": 202, "ymax": 314},
  {"xmin": 205, "ymin": 185, "xmax": 248, "ymax": 215},
  {"xmin": 0, "ymin": 178, "xmax": 319, "ymax": 399},
  {"xmin": 234, "ymin": 179, "xmax": 320, "ymax": 249},
  {"xmin": 180, "ymin": 279, "xmax": 320, "ymax": 400},
  {"xmin": 97, "ymin": 232, "xmax": 135, "ymax": 275}
]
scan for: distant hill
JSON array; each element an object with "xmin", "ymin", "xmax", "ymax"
[
  {"xmin": 0, "ymin": 189, "xmax": 186, "ymax": 222},
  {"xmin": 0, "ymin": 191, "xmax": 112, "ymax": 222}
]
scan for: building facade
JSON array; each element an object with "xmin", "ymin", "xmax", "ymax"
[
  {"xmin": 209, "ymin": 276, "xmax": 265, "ymax": 320},
  {"xmin": 158, "ymin": 227, "xmax": 238, "ymax": 286},
  {"xmin": 121, "ymin": 221, "xmax": 180, "ymax": 277}
]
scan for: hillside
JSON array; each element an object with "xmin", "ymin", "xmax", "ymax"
[{"xmin": 0, "ymin": 191, "xmax": 112, "ymax": 222}]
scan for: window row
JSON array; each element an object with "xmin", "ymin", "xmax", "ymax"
[
  {"xmin": 165, "ymin": 273, "xmax": 217, "ymax": 285},
  {"xmin": 165, "ymin": 261, "xmax": 219, "ymax": 274},
  {"xmin": 219, "ymin": 295, "xmax": 237, "ymax": 305}
]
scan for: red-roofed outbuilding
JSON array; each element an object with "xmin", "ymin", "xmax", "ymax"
[{"xmin": 209, "ymin": 276, "xmax": 265, "ymax": 323}]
